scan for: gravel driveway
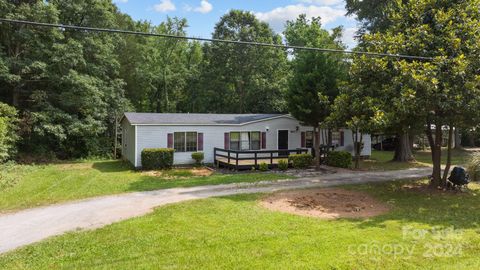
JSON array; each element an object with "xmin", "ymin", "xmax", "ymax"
[{"xmin": 0, "ymin": 167, "xmax": 431, "ymax": 254}]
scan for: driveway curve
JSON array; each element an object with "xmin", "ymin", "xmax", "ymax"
[{"xmin": 0, "ymin": 167, "xmax": 431, "ymax": 254}]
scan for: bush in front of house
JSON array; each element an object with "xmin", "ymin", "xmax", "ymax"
[
  {"xmin": 325, "ymin": 151, "xmax": 352, "ymax": 168},
  {"xmin": 191, "ymin": 152, "xmax": 204, "ymax": 165},
  {"xmin": 289, "ymin": 153, "xmax": 313, "ymax": 169},
  {"xmin": 278, "ymin": 159, "xmax": 289, "ymax": 171},
  {"xmin": 259, "ymin": 162, "xmax": 269, "ymax": 171},
  {"xmin": 141, "ymin": 148, "xmax": 174, "ymax": 170},
  {"xmin": 467, "ymin": 153, "xmax": 480, "ymax": 182}
]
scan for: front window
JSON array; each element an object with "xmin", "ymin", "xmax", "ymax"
[
  {"xmin": 186, "ymin": 132, "xmax": 198, "ymax": 152},
  {"xmin": 230, "ymin": 132, "xmax": 261, "ymax": 150},
  {"xmin": 174, "ymin": 132, "xmax": 197, "ymax": 152},
  {"xmin": 250, "ymin": 132, "xmax": 260, "ymax": 150},
  {"xmin": 305, "ymin": 131, "xmax": 314, "ymax": 148}
]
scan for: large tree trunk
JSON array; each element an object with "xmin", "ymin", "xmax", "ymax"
[
  {"xmin": 442, "ymin": 125, "xmax": 454, "ymax": 183},
  {"xmin": 352, "ymin": 129, "xmax": 362, "ymax": 169},
  {"xmin": 314, "ymin": 125, "xmax": 320, "ymax": 170},
  {"xmin": 429, "ymin": 124, "xmax": 444, "ymax": 187},
  {"xmin": 393, "ymin": 132, "xmax": 415, "ymax": 162}
]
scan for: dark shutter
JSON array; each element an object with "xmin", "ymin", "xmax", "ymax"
[
  {"xmin": 167, "ymin": 133, "xmax": 173, "ymax": 148},
  {"xmin": 224, "ymin": 133, "xmax": 230, "ymax": 149},
  {"xmin": 301, "ymin": 132, "xmax": 306, "ymax": 148},
  {"xmin": 340, "ymin": 131, "xmax": 345, "ymax": 146},
  {"xmin": 198, "ymin": 133, "xmax": 204, "ymax": 151},
  {"xmin": 261, "ymin": 132, "xmax": 267, "ymax": 149}
]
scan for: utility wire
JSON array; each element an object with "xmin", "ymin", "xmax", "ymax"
[{"xmin": 0, "ymin": 18, "xmax": 433, "ymax": 61}]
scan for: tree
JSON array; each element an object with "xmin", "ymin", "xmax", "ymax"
[
  {"xmin": 199, "ymin": 10, "xmax": 288, "ymax": 113},
  {"xmin": 284, "ymin": 15, "xmax": 348, "ymax": 168},
  {"xmin": 0, "ymin": 102, "xmax": 18, "ymax": 162},
  {"xmin": 140, "ymin": 17, "xmax": 190, "ymax": 113},
  {"xmin": 0, "ymin": 0, "xmax": 131, "ymax": 158},
  {"xmin": 349, "ymin": 0, "xmax": 480, "ymax": 186},
  {"xmin": 346, "ymin": 0, "xmax": 421, "ymax": 162},
  {"xmin": 329, "ymin": 86, "xmax": 385, "ymax": 169}
]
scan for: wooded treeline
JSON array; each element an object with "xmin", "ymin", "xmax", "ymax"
[
  {"xmin": 1, "ymin": 0, "xmax": 480, "ymax": 189},
  {"xmin": 0, "ymin": 1, "xmax": 290, "ymax": 159}
]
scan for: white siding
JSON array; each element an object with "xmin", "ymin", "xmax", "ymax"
[
  {"xmin": 121, "ymin": 118, "xmax": 136, "ymax": 166},
  {"xmin": 124, "ymin": 115, "xmax": 372, "ymax": 167},
  {"xmin": 336, "ymin": 129, "xmax": 371, "ymax": 157}
]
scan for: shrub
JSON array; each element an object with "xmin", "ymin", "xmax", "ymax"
[
  {"xmin": 191, "ymin": 152, "xmax": 204, "ymax": 165},
  {"xmin": 258, "ymin": 162, "xmax": 269, "ymax": 171},
  {"xmin": 467, "ymin": 153, "xmax": 480, "ymax": 182},
  {"xmin": 325, "ymin": 151, "xmax": 352, "ymax": 168},
  {"xmin": 0, "ymin": 103, "xmax": 18, "ymax": 163},
  {"xmin": 278, "ymin": 159, "xmax": 289, "ymax": 171},
  {"xmin": 141, "ymin": 148, "xmax": 174, "ymax": 170},
  {"xmin": 289, "ymin": 153, "xmax": 313, "ymax": 169}
]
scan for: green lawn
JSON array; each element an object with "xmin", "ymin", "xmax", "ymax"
[
  {"xmin": 0, "ymin": 160, "xmax": 290, "ymax": 212},
  {"xmin": 1, "ymin": 180, "xmax": 480, "ymax": 269},
  {"xmin": 360, "ymin": 149, "xmax": 472, "ymax": 171}
]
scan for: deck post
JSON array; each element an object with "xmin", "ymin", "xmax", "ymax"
[
  {"xmin": 227, "ymin": 150, "xmax": 231, "ymax": 165},
  {"xmin": 235, "ymin": 152, "xmax": 239, "ymax": 170},
  {"xmin": 254, "ymin": 152, "xmax": 258, "ymax": 167},
  {"xmin": 214, "ymin": 148, "xmax": 217, "ymax": 167},
  {"xmin": 270, "ymin": 152, "xmax": 273, "ymax": 164}
]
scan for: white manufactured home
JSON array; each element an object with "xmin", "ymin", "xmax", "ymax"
[{"xmin": 121, "ymin": 113, "xmax": 371, "ymax": 168}]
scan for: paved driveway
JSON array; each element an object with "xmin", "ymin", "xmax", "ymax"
[{"xmin": 0, "ymin": 167, "xmax": 431, "ymax": 254}]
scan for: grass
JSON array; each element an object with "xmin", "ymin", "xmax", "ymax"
[
  {"xmin": 360, "ymin": 149, "xmax": 472, "ymax": 171},
  {"xmin": 0, "ymin": 160, "xmax": 290, "ymax": 212},
  {"xmin": 1, "ymin": 180, "xmax": 480, "ymax": 269}
]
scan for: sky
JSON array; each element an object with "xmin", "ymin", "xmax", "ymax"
[{"xmin": 113, "ymin": 0, "xmax": 359, "ymax": 48}]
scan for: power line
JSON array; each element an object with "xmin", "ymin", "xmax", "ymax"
[{"xmin": 0, "ymin": 18, "xmax": 433, "ymax": 61}]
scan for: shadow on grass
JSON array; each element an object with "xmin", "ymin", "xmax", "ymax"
[
  {"xmin": 348, "ymin": 180, "xmax": 480, "ymax": 230},
  {"xmin": 91, "ymin": 160, "xmax": 133, "ymax": 173}
]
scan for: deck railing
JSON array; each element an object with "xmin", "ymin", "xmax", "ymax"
[{"xmin": 214, "ymin": 148, "xmax": 309, "ymax": 170}]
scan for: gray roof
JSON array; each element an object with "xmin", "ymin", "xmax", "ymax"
[{"xmin": 123, "ymin": 113, "xmax": 289, "ymax": 125}]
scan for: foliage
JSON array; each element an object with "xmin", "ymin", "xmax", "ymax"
[
  {"xmin": 141, "ymin": 148, "xmax": 174, "ymax": 170},
  {"xmin": 329, "ymin": 89, "xmax": 384, "ymax": 168},
  {"xmin": 258, "ymin": 162, "xmax": 269, "ymax": 172},
  {"xmin": 0, "ymin": 160, "xmax": 291, "ymax": 211},
  {"xmin": 0, "ymin": 161, "xmax": 27, "ymax": 191},
  {"xmin": 467, "ymin": 153, "xmax": 480, "ymax": 182},
  {"xmin": 348, "ymin": 0, "xmax": 480, "ymax": 185},
  {"xmin": 284, "ymin": 15, "xmax": 347, "ymax": 167},
  {"xmin": 191, "ymin": 152, "xmax": 204, "ymax": 165},
  {"xmin": 197, "ymin": 10, "xmax": 289, "ymax": 113},
  {"xmin": 0, "ymin": 102, "xmax": 18, "ymax": 162},
  {"xmin": 289, "ymin": 153, "xmax": 313, "ymax": 169},
  {"xmin": 0, "ymin": 0, "xmax": 131, "ymax": 159},
  {"xmin": 325, "ymin": 151, "xmax": 352, "ymax": 168},
  {"xmin": 277, "ymin": 159, "xmax": 289, "ymax": 171}
]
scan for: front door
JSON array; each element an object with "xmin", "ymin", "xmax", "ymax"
[{"xmin": 278, "ymin": 130, "xmax": 289, "ymax": 156}]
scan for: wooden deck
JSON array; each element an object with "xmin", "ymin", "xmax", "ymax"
[
  {"xmin": 216, "ymin": 156, "xmax": 289, "ymax": 166},
  {"xmin": 214, "ymin": 148, "xmax": 309, "ymax": 170}
]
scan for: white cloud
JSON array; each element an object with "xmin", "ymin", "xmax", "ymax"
[
  {"xmin": 341, "ymin": 27, "xmax": 358, "ymax": 48},
  {"xmin": 255, "ymin": 4, "xmax": 346, "ymax": 33},
  {"xmin": 298, "ymin": 0, "xmax": 344, "ymax": 6},
  {"xmin": 114, "ymin": 0, "xmax": 128, "ymax": 3},
  {"xmin": 154, "ymin": 0, "xmax": 176, "ymax": 13},
  {"xmin": 193, "ymin": 0, "xmax": 213, "ymax": 14}
]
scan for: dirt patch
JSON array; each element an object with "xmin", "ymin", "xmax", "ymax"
[
  {"xmin": 260, "ymin": 188, "xmax": 390, "ymax": 220},
  {"xmin": 142, "ymin": 167, "xmax": 213, "ymax": 179},
  {"xmin": 56, "ymin": 163, "xmax": 94, "ymax": 170}
]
